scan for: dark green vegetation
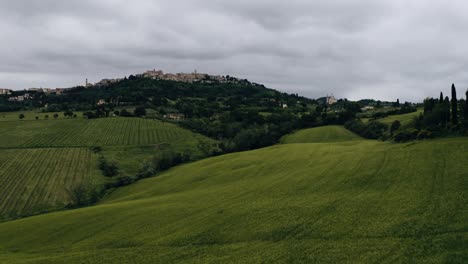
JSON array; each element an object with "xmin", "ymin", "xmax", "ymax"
[
  {"xmin": 0, "ymin": 133, "xmax": 466, "ymax": 263},
  {"xmin": 0, "ymin": 114, "xmax": 215, "ymax": 220},
  {"xmin": 346, "ymin": 85, "xmax": 468, "ymax": 142},
  {"xmin": 416, "ymin": 85, "xmax": 468, "ymax": 136}
]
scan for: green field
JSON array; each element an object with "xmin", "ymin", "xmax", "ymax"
[
  {"xmin": 280, "ymin": 125, "xmax": 362, "ymax": 143},
  {"xmin": 0, "ymin": 114, "xmax": 216, "ymax": 220},
  {"xmin": 0, "ymin": 148, "xmax": 102, "ymax": 219},
  {"xmin": 0, "ymin": 117, "xmax": 198, "ymax": 148},
  {"xmin": 0, "ymin": 134, "xmax": 466, "ymax": 263},
  {"xmin": 377, "ymin": 109, "xmax": 423, "ymax": 127}
]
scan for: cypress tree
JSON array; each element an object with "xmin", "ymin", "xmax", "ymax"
[
  {"xmin": 451, "ymin": 84, "xmax": 458, "ymax": 124},
  {"xmin": 465, "ymin": 90, "xmax": 468, "ymax": 121},
  {"xmin": 439, "ymin": 92, "xmax": 444, "ymax": 104},
  {"xmin": 444, "ymin": 96, "xmax": 451, "ymax": 124}
]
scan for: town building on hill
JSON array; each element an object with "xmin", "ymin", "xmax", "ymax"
[
  {"xmin": 0, "ymin": 88, "xmax": 12, "ymax": 95},
  {"xmin": 28, "ymin": 88, "xmax": 53, "ymax": 93},
  {"xmin": 326, "ymin": 95, "xmax": 337, "ymax": 105},
  {"xmin": 54, "ymin": 88, "xmax": 65, "ymax": 95}
]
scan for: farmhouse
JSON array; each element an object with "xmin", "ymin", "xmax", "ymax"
[
  {"xmin": 165, "ymin": 113, "xmax": 185, "ymax": 120},
  {"xmin": 361, "ymin": 106, "xmax": 375, "ymax": 111}
]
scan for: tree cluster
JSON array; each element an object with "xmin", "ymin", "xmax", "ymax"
[{"xmin": 418, "ymin": 84, "xmax": 467, "ymax": 134}]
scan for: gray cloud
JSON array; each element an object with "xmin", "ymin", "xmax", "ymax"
[{"xmin": 1, "ymin": 0, "xmax": 468, "ymax": 101}]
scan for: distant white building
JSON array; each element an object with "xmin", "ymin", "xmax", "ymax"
[
  {"xmin": 0, "ymin": 88, "xmax": 12, "ymax": 95},
  {"xmin": 361, "ymin": 106, "xmax": 375, "ymax": 111},
  {"xmin": 326, "ymin": 95, "xmax": 337, "ymax": 105}
]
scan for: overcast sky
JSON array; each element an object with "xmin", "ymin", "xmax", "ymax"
[{"xmin": 1, "ymin": 0, "xmax": 468, "ymax": 101}]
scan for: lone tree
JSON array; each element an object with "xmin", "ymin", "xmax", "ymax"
[
  {"xmin": 64, "ymin": 110, "xmax": 74, "ymax": 118},
  {"xmin": 19, "ymin": 113, "xmax": 25, "ymax": 120},
  {"xmin": 134, "ymin": 106, "xmax": 146, "ymax": 117},
  {"xmin": 390, "ymin": 120, "xmax": 401, "ymax": 135},
  {"xmin": 451, "ymin": 84, "xmax": 458, "ymax": 124}
]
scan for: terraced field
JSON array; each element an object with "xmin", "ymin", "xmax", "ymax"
[
  {"xmin": 280, "ymin": 125, "xmax": 362, "ymax": 143},
  {"xmin": 0, "ymin": 137, "xmax": 466, "ymax": 263},
  {"xmin": 0, "ymin": 117, "xmax": 195, "ymax": 148},
  {"xmin": 0, "ymin": 148, "xmax": 102, "ymax": 219}
]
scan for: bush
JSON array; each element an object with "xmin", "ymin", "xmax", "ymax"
[
  {"xmin": 393, "ymin": 129, "xmax": 419, "ymax": 142},
  {"xmin": 417, "ymin": 130, "xmax": 432, "ymax": 140},
  {"xmin": 136, "ymin": 163, "xmax": 156, "ymax": 180},
  {"xmin": 134, "ymin": 106, "xmax": 146, "ymax": 117},
  {"xmin": 90, "ymin": 146, "xmax": 102, "ymax": 153},
  {"xmin": 66, "ymin": 182, "xmax": 101, "ymax": 207},
  {"xmin": 390, "ymin": 120, "xmax": 401, "ymax": 135},
  {"xmin": 64, "ymin": 110, "xmax": 74, "ymax": 118},
  {"xmin": 152, "ymin": 150, "xmax": 190, "ymax": 171},
  {"xmin": 83, "ymin": 111, "xmax": 98, "ymax": 119},
  {"xmin": 113, "ymin": 175, "xmax": 134, "ymax": 187},
  {"xmin": 120, "ymin": 109, "xmax": 134, "ymax": 117},
  {"xmin": 99, "ymin": 158, "xmax": 119, "ymax": 177},
  {"xmin": 345, "ymin": 119, "xmax": 388, "ymax": 139}
]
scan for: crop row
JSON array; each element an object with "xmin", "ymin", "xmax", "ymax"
[
  {"xmin": 0, "ymin": 118, "xmax": 194, "ymax": 148},
  {"xmin": 0, "ymin": 148, "xmax": 101, "ymax": 218}
]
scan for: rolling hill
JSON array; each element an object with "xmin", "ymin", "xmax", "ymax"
[
  {"xmin": 0, "ymin": 134, "xmax": 466, "ymax": 263},
  {"xmin": 376, "ymin": 109, "xmax": 423, "ymax": 127},
  {"xmin": 0, "ymin": 114, "xmax": 216, "ymax": 220},
  {"xmin": 280, "ymin": 125, "xmax": 362, "ymax": 143}
]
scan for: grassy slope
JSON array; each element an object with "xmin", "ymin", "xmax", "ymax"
[
  {"xmin": 0, "ymin": 115, "xmax": 215, "ymax": 220},
  {"xmin": 377, "ymin": 109, "xmax": 423, "ymax": 127},
  {"xmin": 0, "ymin": 138, "xmax": 467, "ymax": 263},
  {"xmin": 0, "ymin": 148, "xmax": 102, "ymax": 219},
  {"xmin": 280, "ymin": 125, "xmax": 362, "ymax": 143}
]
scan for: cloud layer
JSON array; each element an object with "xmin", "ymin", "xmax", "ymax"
[{"xmin": 1, "ymin": 0, "xmax": 468, "ymax": 101}]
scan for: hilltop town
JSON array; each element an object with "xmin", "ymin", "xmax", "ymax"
[
  {"xmin": 94, "ymin": 69, "xmax": 249, "ymax": 87},
  {"xmin": 0, "ymin": 70, "xmax": 256, "ymax": 102}
]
